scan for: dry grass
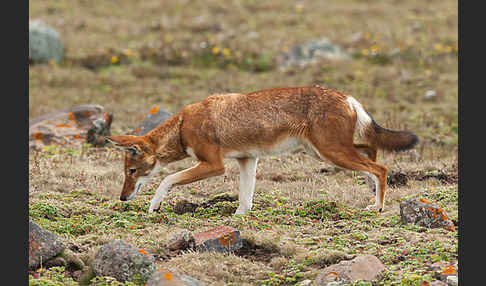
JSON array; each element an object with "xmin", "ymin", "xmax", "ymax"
[{"xmin": 29, "ymin": 0, "xmax": 457, "ymax": 285}]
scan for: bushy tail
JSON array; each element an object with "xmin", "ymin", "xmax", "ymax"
[{"xmin": 347, "ymin": 96, "xmax": 419, "ymax": 152}]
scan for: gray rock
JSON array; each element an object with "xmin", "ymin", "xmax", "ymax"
[
  {"xmin": 29, "ymin": 20, "xmax": 63, "ymax": 63},
  {"xmin": 312, "ymin": 255, "xmax": 386, "ymax": 285},
  {"xmin": 194, "ymin": 226, "xmax": 242, "ymax": 253},
  {"xmin": 29, "ymin": 105, "xmax": 112, "ymax": 150},
  {"xmin": 93, "ymin": 240, "xmax": 156, "ymax": 283},
  {"xmin": 446, "ymin": 276, "xmax": 458, "ymax": 286},
  {"xmin": 278, "ymin": 37, "xmax": 349, "ymax": 70},
  {"xmin": 400, "ymin": 199, "xmax": 456, "ymax": 231},
  {"xmin": 427, "ymin": 261, "xmax": 457, "ymax": 282},
  {"xmin": 132, "ymin": 108, "xmax": 172, "ymax": 136},
  {"xmin": 29, "ymin": 219, "xmax": 66, "ymax": 269},
  {"xmin": 147, "ymin": 270, "xmax": 205, "ymax": 286}
]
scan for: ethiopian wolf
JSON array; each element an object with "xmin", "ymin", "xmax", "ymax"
[{"xmin": 106, "ymin": 86, "xmax": 418, "ymax": 214}]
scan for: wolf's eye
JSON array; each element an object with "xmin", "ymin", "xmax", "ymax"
[{"xmin": 129, "ymin": 168, "xmax": 136, "ymax": 175}]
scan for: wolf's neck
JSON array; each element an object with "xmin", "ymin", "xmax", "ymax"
[{"xmin": 146, "ymin": 112, "xmax": 186, "ymax": 163}]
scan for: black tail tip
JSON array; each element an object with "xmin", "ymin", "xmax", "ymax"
[
  {"xmin": 397, "ymin": 132, "xmax": 419, "ymax": 151},
  {"xmin": 409, "ymin": 133, "xmax": 419, "ymax": 149}
]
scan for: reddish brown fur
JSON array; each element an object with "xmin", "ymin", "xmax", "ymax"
[{"xmin": 107, "ymin": 86, "xmax": 418, "ymax": 211}]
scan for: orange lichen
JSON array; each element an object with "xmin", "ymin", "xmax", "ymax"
[
  {"xmin": 149, "ymin": 106, "xmax": 160, "ymax": 115},
  {"xmin": 441, "ymin": 264, "xmax": 455, "ymax": 275},
  {"xmin": 164, "ymin": 272, "xmax": 173, "ymax": 280},
  {"xmin": 138, "ymin": 249, "xmax": 148, "ymax": 255},
  {"xmin": 441, "ymin": 213, "xmax": 449, "ymax": 221},
  {"xmin": 419, "ymin": 198, "xmax": 432, "ymax": 205},
  {"xmin": 67, "ymin": 112, "xmax": 75, "ymax": 121},
  {"xmin": 135, "ymin": 127, "xmax": 141, "ymax": 134},
  {"xmin": 56, "ymin": 123, "xmax": 72, "ymax": 128},
  {"xmin": 444, "ymin": 225, "xmax": 456, "ymax": 232},
  {"xmin": 326, "ymin": 271, "xmax": 338, "ymax": 281},
  {"xmin": 33, "ymin": 132, "xmax": 43, "ymax": 140},
  {"xmin": 218, "ymin": 232, "xmax": 237, "ymax": 246}
]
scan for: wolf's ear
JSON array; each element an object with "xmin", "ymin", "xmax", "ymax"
[{"xmin": 105, "ymin": 136, "xmax": 142, "ymax": 156}]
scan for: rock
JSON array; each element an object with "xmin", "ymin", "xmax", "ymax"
[
  {"xmin": 194, "ymin": 226, "xmax": 242, "ymax": 253},
  {"xmin": 29, "ymin": 105, "xmax": 112, "ymax": 150},
  {"xmin": 29, "ymin": 219, "xmax": 66, "ymax": 270},
  {"xmin": 425, "ymin": 90, "xmax": 437, "ymax": 100},
  {"xmin": 146, "ymin": 270, "xmax": 205, "ymax": 286},
  {"xmin": 132, "ymin": 107, "xmax": 172, "ymax": 136},
  {"xmin": 312, "ymin": 255, "xmax": 386, "ymax": 285},
  {"xmin": 278, "ymin": 37, "xmax": 349, "ymax": 70},
  {"xmin": 166, "ymin": 230, "xmax": 196, "ymax": 252},
  {"xmin": 430, "ymin": 280, "xmax": 448, "ymax": 286},
  {"xmin": 400, "ymin": 199, "xmax": 455, "ymax": 231},
  {"xmin": 93, "ymin": 240, "xmax": 156, "ymax": 283},
  {"xmin": 29, "ymin": 20, "xmax": 63, "ymax": 63},
  {"xmin": 427, "ymin": 262, "xmax": 457, "ymax": 282},
  {"xmin": 446, "ymin": 276, "xmax": 458, "ymax": 286}
]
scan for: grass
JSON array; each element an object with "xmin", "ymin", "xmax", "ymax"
[{"xmin": 29, "ymin": 0, "xmax": 457, "ymax": 285}]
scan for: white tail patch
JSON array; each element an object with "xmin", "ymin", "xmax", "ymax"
[{"xmin": 346, "ymin": 96, "xmax": 372, "ymax": 138}]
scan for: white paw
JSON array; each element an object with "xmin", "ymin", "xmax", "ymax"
[
  {"xmin": 365, "ymin": 204, "xmax": 383, "ymax": 212},
  {"xmin": 149, "ymin": 200, "xmax": 161, "ymax": 214},
  {"xmin": 235, "ymin": 208, "xmax": 249, "ymax": 215}
]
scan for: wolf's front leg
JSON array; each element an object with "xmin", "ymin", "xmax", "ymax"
[
  {"xmin": 148, "ymin": 179, "xmax": 173, "ymax": 213},
  {"xmin": 148, "ymin": 159, "xmax": 225, "ymax": 214}
]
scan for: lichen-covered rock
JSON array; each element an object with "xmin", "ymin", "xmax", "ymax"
[
  {"xmin": 29, "ymin": 105, "xmax": 112, "ymax": 150},
  {"xmin": 132, "ymin": 107, "xmax": 172, "ymax": 136},
  {"xmin": 29, "ymin": 20, "xmax": 63, "ymax": 63},
  {"xmin": 165, "ymin": 230, "xmax": 196, "ymax": 252},
  {"xmin": 93, "ymin": 240, "xmax": 155, "ymax": 283},
  {"xmin": 400, "ymin": 198, "xmax": 455, "ymax": 231},
  {"xmin": 146, "ymin": 270, "xmax": 205, "ymax": 286},
  {"xmin": 278, "ymin": 37, "xmax": 349, "ymax": 70},
  {"xmin": 29, "ymin": 218, "xmax": 66, "ymax": 269},
  {"xmin": 427, "ymin": 262, "xmax": 457, "ymax": 282},
  {"xmin": 194, "ymin": 226, "xmax": 242, "ymax": 253},
  {"xmin": 312, "ymin": 255, "xmax": 386, "ymax": 285}
]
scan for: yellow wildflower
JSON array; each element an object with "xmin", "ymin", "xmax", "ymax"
[
  {"xmin": 295, "ymin": 4, "xmax": 304, "ymax": 13},
  {"xmin": 434, "ymin": 43, "xmax": 443, "ymax": 52},
  {"xmin": 222, "ymin": 48, "xmax": 231, "ymax": 57},
  {"xmin": 212, "ymin": 46, "xmax": 220, "ymax": 55},
  {"xmin": 111, "ymin": 56, "xmax": 119, "ymax": 64},
  {"xmin": 361, "ymin": 49, "xmax": 370, "ymax": 56},
  {"xmin": 370, "ymin": 45, "xmax": 380, "ymax": 53},
  {"xmin": 445, "ymin": 45, "xmax": 452, "ymax": 53}
]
